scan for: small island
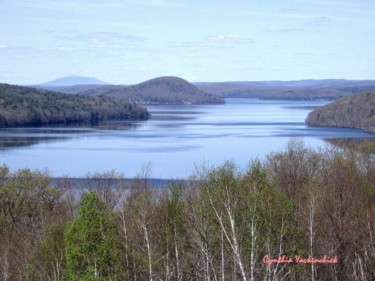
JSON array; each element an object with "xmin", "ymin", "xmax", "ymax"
[
  {"xmin": 306, "ymin": 92, "xmax": 375, "ymax": 133},
  {"xmin": 0, "ymin": 83, "xmax": 149, "ymax": 127}
]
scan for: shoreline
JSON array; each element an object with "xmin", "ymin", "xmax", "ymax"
[{"xmin": 50, "ymin": 177, "xmax": 186, "ymax": 189}]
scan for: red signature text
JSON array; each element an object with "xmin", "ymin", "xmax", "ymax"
[{"xmin": 262, "ymin": 255, "xmax": 338, "ymax": 265}]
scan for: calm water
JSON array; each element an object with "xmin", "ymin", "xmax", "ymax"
[{"xmin": 0, "ymin": 99, "xmax": 374, "ymax": 178}]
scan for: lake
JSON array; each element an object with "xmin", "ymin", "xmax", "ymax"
[{"xmin": 0, "ymin": 98, "xmax": 374, "ymax": 179}]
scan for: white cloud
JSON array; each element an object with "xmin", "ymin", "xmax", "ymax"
[
  {"xmin": 207, "ymin": 35, "xmax": 253, "ymax": 44},
  {"xmin": 266, "ymin": 28, "xmax": 303, "ymax": 33},
  {"xmin": 307, "ymin": 16, "xmax": 331, "ymax": 27},
  {"xmin": 75, "ymin": 32, "xmax": 146, "ymax": 49},
  {"xmin": 123, "ymin": 0, "xmax": 183, "ymax": 7},
  {"xmin": 58, "ymin": 46, "xmax": 74, "ymax": 52}
]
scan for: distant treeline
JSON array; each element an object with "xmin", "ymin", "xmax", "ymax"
[
  {"xmin": 196, "ymin": 79, "xmax": 375, "ymax": 100},
  {"xmin": 0, "ymin": 83, "xmax": 149, "ymax": 127},
  {"xmin": 1, "ymin": 139, "xmax": 375, "ymax": 280}
]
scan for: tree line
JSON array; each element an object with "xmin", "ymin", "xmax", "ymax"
[
  {"xmin": 0, "ymin": 83, "xmax": 149, "ymax": 127},
  {"xmin": 0, "ymin": 139, "xmax": 374, "ymax": 280}
]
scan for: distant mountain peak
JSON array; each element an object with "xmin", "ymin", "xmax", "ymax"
[{"xmin": 39, "ymin": 76, "xmax": 109, "ymax": 87}]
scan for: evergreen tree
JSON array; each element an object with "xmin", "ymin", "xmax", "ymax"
[{"xmin": 64, "ymin": 192, "xmax": 120, "ymax": 280}]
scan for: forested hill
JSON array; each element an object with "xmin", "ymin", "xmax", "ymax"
[
  {"xmin": 50, "ymin": 76, "xmax": 225, "ymax": 104},
  {"xmin": 0, "ymin": 83, "xmax": 149, "ymax": 127},
  {"xmin": 306, "ymin": 92, "xmax": 375, "ymax": 133}
]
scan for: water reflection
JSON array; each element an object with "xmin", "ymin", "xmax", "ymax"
[
  {"xmin": 93, "ymin": 121, "xmax": 143, "ymax": 130},
  {"xmin": 0, "ymin": 121, "xmax": 144, "ymax": 150},
  {"xmin": 0, "ymin": 99, "xmax": 374, "ymax": 178},
  {"xmin": 0, "ymin": 136, "xmax": 64, "ymax": 149}
]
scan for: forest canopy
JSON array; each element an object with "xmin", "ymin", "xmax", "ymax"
[
  {"xmin": 0, "ymin": 140, "xmax": 374, "ymax": 280},
  {"xmin": 0, "ymin": 83, "xmax": 149, "ymax": 127},
  {"xmin": 306, "ymin": 91, "xmax": 375, "ymax": 133}
]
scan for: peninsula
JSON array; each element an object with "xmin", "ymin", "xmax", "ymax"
[
  {"xmin": 306, "ymin": 92, "xmax": 375, "ymax": 133},
  {"xmin": 0, "ymin": 83, "xmax": 149, "ymax": 127}
]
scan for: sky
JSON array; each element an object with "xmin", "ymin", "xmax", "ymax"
[{"xmin": 0, "ymin": 0, "xmax": 374, "ymax": 85}]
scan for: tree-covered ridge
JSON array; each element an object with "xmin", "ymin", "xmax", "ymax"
[
  {"xmin": 196, "ymin": 80, "xmax": 375, "ymax": 100},
  {"xmin": 306, "ymin": 92, "xmax": 375, "ymax": 133},
  {"xmin": 66, "ymin": 76, "xmax": 225, "ymax": 105},
  {"xmin": 0, "ymin": 140, "xmax": 375, "ymax": 280},
  {"xmin": 39, "ymin": 78, "xmax": 375, "ymax": 101},
  {"xmin": 0, "ymin": 83, "xmax": 149, "ymax": 127}
]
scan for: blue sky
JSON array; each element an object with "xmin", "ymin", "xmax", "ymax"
[{"xmin": 1, "ymin": 0, "xmax": 374, "ymax": 85}]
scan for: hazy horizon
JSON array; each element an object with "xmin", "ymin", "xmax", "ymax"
[{"xmin": 33, "ymin": 75, "xmax": 375, "ymax": 87}]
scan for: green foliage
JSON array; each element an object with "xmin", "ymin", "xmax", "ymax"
[
  {"xmin": 199, "ymin": 160, "xmax": 299, "ymax": 274},
  {"xmin": 64, "ymin": 192, "xmax": 120, "ymax": 281},
  {"xmin": 0, "ymin": 83, "xmax": 149, "ymax": 127},
  {"xmin": 28, "ymin": 221, "xmax": 67, "ymax": 280},
  {"xmin": 1, "ymin": 140, "xmax": 375, "ymax": 280},
  {"xmin": 0, "ymin": 166, "xmax": 64, "ymax": 280},
  {"xmin": 0, "ymin": 166, "xmax": 60, "ymax": 230}
]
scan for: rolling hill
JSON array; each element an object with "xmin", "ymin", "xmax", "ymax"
[
  {"xmin": 306, "ymin": 92, "xmax": 375, "ymax": 133},
  {"xmin": 77, "ymin": 76, "xmax": 224, "ymax": 104},
  {"xmin": 38, "ymin": 76, "xmax": 375, "ymax": 102},
  {"xmin": 39, "ymin": 76, "xmax": 224, "ymax": 105}
]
